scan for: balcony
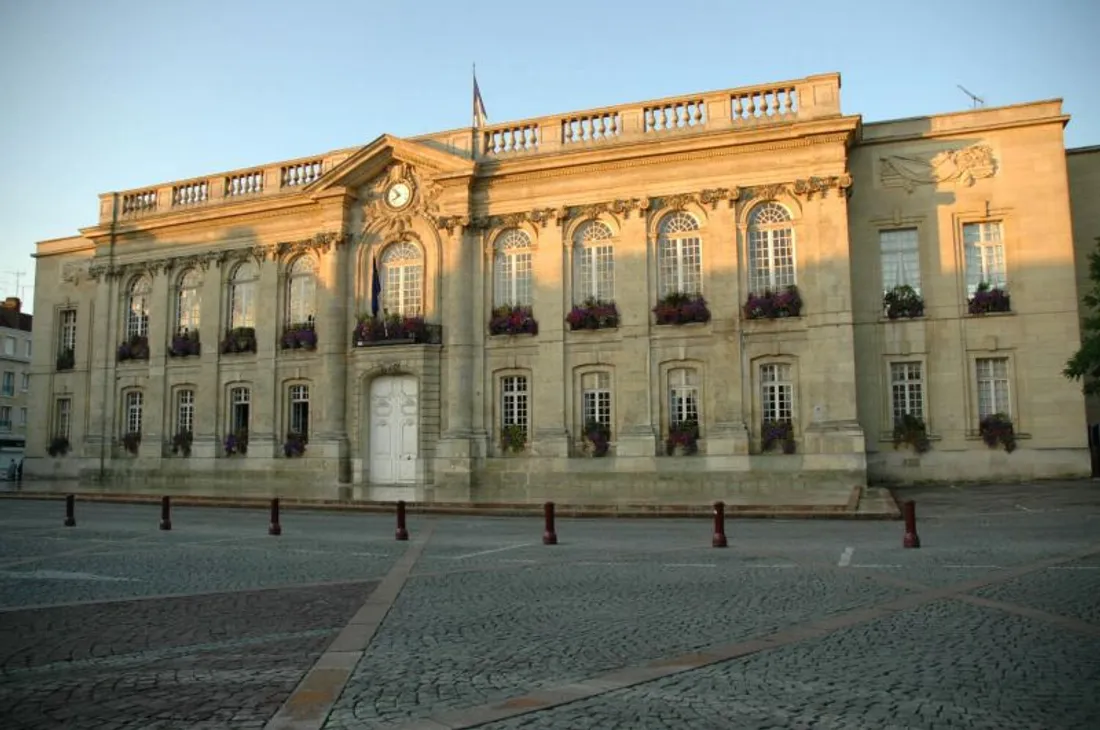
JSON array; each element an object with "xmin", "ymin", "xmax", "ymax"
[{"xmin": 352, "ymin": 316, "xmax": 442, "ymax": 347}]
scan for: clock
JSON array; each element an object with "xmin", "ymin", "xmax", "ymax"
[{"xmin": 385, "ymin": 181, "xmax": 412, "ymax": 210}]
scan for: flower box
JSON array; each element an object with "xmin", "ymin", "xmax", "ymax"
[
  {"xmin": 117, "ymin": 335, "xmax": 150, "ymax": 362},
  {"xmin": 48, "ymin": 436, "xmax": 70, "ymax": 457},
  {"xmin": 583, "ymin": 419, "xmax": 611, "ymax": 457},
  {"xmin": 490, "ymin": 306, "xmax": 538, "ymax": 336},
  {"xmin": 653, "ymin": 293, "xmax": 710, "ymax": 326},
  {"xmin": 353, "ymin": 314, "xmax": 431, "ymax": 345},
  {"xmin": 968, "ymin": 283, "xmax": 1011, "ymax": 315},
  {"xmin": 566, "ymin": 299, "xmax": 620, "ymax": 331},
  {"xmin": 220, "ymin": 327, "xmax": 257, "ymax": 354},
  {"xmin": 500, "ymin": 424, "xmax": 527, "ymax": 453},
  {"xmin": 883, "ymin": 285, "xmax": 924, "ymax": 319},
  {"xmin": 665, "ymin": 419, "xmax": 699, "ymax": 455},
  {"xmin": 979, "ymin": 413, "xmax": 1016, "ymax": 452},
  {"xmin": 761, "ymin": 419, "xmax": 796, "ymax": 453},
  {"xmin": 122, "ymin": 431, "xmax": 141, "ymax": 455},
  {"xmin": 283, "ymin": 432, "xmax": 307, "ymax": 458},
  {"xmin": 56, "ymin": 348, "xmax": 75, "ymax": 371},
  {"xmin": 281, "ymin": 320, "xmax": 318, "ymax": 350},
  {"xmin": 892, "ymin": 413, "xmax": 930, "ymax": 453},
  {"xmin": 744, "ymin": 286, "xmax": 802, "ymax": 320},
  {"xmin": 224, "ymin": 430, "xmax": 248, "ymax": 456},
  {"xmin": 169, "ymin": 330, "xmax": 201, "ymax": 357},
  {"xmin": 171, "ymin": 430, "xmax": 193, "ymax": 457}
]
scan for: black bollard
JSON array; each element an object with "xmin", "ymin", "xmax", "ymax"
[
  {"xmin": 395, "ymin": 500, "xmax": 409, "ymax": 541},
  {"xmin": 268, "ymin": 497, "xmax": 282, "ymax": 536},
  {"xmin": 159, "ymin": 496, "xmax": 172, "ymax": 531},
  {"xmin": 542, "ymin": 501, "xmax": 558, "ymax": 545},
  {"xmin": 64, "ymin": 494, "xmax": 76, "ymax": 527},
  {"xmin": 712, "ymin": 500, "xmax": 728, "ymax": 548},
  {"xmin": 902, "ymin": 500, "xmax": 920, "ymax": 548}
]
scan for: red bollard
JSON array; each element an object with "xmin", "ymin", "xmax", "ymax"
[
  {"xmin": 159, "ymin": 496, "xmax": 172, "ymax": 531},
  {"xmin": 63, "ymin": 494, "xmax": 76, "ymax": 527},
  {"xmin": 712, "ymin": 500, "xmax": 728, "ymax": 548},
  {"xmin": 542, "ymin": 501, "xmax": 558, "ymax": 545},
  {"xmin": 395, "ymin": 500, "xmax": 409, "ymax": 541},
  {"xmin": 902, "ymin": 500, "xmax": 920, "ymax": 548},
  {"xmin": 268, "ymin": 498, "xmax": 282, "ymax": 536}
]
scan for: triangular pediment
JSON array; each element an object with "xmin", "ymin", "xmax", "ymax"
[{"xmin": 306, "ymin": 134, "xmax": 474, "ymax": 195}]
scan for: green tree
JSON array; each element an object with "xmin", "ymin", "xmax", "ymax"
[{"xmin": 1064, "ymin": 238, "xmax": 1100, "ymax": 394}]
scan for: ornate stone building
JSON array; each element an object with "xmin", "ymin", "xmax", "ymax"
[{"xmin": 26, "ymin": 72, "xmax": 1096, "ymax": 501}]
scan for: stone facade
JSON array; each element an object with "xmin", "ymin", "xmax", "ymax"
[
  {"xmin": 25, "ymin": 72, "xmax": 1097, "ymax": 501},
  {"xmin": 0, "ymin": 297, "xmax": 33, "ymax": 459}
]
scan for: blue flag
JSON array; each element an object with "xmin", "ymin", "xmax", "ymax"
[{"xmin": 370, "ymin": 256, "xmax": 382, "ymax": 317}]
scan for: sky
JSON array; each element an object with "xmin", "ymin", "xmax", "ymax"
[{"xmin": 1, "ymin": 0, "xmax": 1097, "ymax": 313}]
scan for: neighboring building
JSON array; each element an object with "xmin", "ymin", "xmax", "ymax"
[
  {"xmin": 25, "ymin": 72, "xmax": 1098, "ymax": 501},
  {"xmin": 0, "ymin": 296, "xmax": 33, "ymax": 465}
]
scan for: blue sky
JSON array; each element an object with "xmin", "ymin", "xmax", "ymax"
[{"xmin": 1, "ymin": 0, "xmax": 1097, "ymax": 312}]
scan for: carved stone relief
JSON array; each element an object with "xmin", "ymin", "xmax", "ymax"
[
  {"xmin": 363, "ymin": 162, "xmax": 443, "ymax": 237},
  {"xmin": 879, "ymin": 144, "xmax": 996, "ymax": 192},
  {"xmin": 791, "ymin": 174, "xmax": 853, "ymax": 199}
]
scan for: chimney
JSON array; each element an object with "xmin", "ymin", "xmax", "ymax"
[{"xmin": 1, "ymin": 298, "xmax": 20, "ymax": 313}]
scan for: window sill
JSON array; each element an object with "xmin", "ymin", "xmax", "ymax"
[
  {"xmin": 879, "ymin": 315, "xmax": 925, "ymax": 323},
  {"xmin": 967, "ymin": 310, "xmax": 1014, "ymax": 318},
  {"xmin": 965, "ymin": 431, "xmax": 1030, "ymax": 441},
  {"xmin": 879, "ymin": 432, "xmax": 942, "ymax": 443}
]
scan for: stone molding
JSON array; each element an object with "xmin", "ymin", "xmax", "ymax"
[
  {"xmin": 879, "ymin": 144, "xmax": 996, "ymax": 192},
  {"xmin": 362, "ymin": 162, "xmax": 443, "ymax": 238}
]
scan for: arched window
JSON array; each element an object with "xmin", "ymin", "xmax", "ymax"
[
  {"xmin": 380, "ymin": 242, "xmax": 423, "ymax": 316},
  {"xmin": 228, "ymin": 261, "xmax": 258, "ymax": 330},
  {"xmin": 493, "ymin": 229, "xmax": 533, "ymax": 308},
  {"xmin": 285, "ymin": 256, "xmax": 316, "ymax": 326},
  {"xmin": 748, "ymin": 203, "xmax": 795, "ymax": 293},
  {"xmin": 175, "ymin": 269, "xmax": 201, "ymax": 334},
  {"xmin": 573, "ymin": 221, "xmax": 615, "ymax": 303},
  {"xmin": 125, "ymin": 277, "xmax": 152, "ymax": 339},
  {"xmin": 657, "ymin": 212, "xmax": 702, "ymax": 298}
]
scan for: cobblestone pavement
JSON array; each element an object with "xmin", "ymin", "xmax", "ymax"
[{"xmin": 1, "ymin": 482, "xmax": 1099, "ymax": 729}]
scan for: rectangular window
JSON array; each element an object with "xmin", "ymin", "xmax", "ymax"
[
  {"xmin": 124, "ymin": 391, "xmax": 143, "ymax": 435},
  {"xmin": 55, "ymin": 398, "xmax": 72, "ymax": 439},
  {"xmin": 659, "ymin": 238, "xmax": 703, "ymax": 297},
  {"xmin": 581, "ymin": 372, "xmax": 612, "ymax": 428},
  {"xmin": 3, "ymin": 338, "xmax": 13, "ymax": 356},
  {"xmin": 289, "ymin": 385, "xmax": 310, "ymax": 438},
  {"xmin": 0, "ymin": 406, "xmax": 10, "ymax": 431},
  {"xmin": 668, "ymin": 368, "xmax": 699, "ymax": 428},
  {"xmin": 20, "ymin": 373, "xmax": 29, "ymax": 391},
  {"xmin": 976, "ymin": 357, "xmax": 1010, "ymax": 419},
  {"xmin": 1, "ymin": 372, "xmax": 13, "ymax": 396},
  {"xmin": 494, "ymin": 253, "xmax": 533, "ymax": 307},
  {"xmin": 24, "ymin": 340, "xmax": 31, "ymax": 358},
  {"xmin": 576, "ymin": 245, "xmax": 615, "ymax": 302},
  {"xmin": 760, "ymin": 363, "xmax": 793, "ymax": 422},
  {"xmin": 230, "ymin": 387, "xmax": 250, "ymax": 434},
  {"xmin": 231, "ymin": 281, "xmax": 256, "ymax": 329},
  {"xmin": 880, "ymin": 228, "xmax": 921, "ymax": 294},
  {"xmin": 748, "ymin": 229, "xmax": 795, "ymax": 293},
  {"xmin": 176, "ymin": 389, "xmax": 195, "ymax": 434},
  {"xmin": 59, "ymin": 309, "xmax": 78, "ymax": 352},
  {"xmin": 964, "ymin": 221, "xmax": 1006, "ymax": 295},
  {"xmin": 890, "ymin": 362, "xmax": 924, "ymax": 423},
  {"xmin": 501, "ymin": 376, "xmax": 529, "ymax": 434},
  {"xmin": 19, "ymin": 407, "xmax": 27, "ymax": 426}
]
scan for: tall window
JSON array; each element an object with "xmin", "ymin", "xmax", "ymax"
[
  {"xmin": 748, "ymin": 203, "xmax": 795, "ymax": 293},
  {"xmin": 228, "ymin": 261, "xmax": 258, "ymax": 329},
  {"xmin": 494, "ymin": 229, "xmax": 533, "ymax": 307},
  {"xmin": 501, "ymin": 375, "xmax": 529, "ymax": 435},
  {"xmin": 3, "ymin": 337, "xmax": 13, "ymax": 356},
  {"xmin": 1, "ymin": 372, "xmax": 12, "ymax": 396},
  {"xmin": 176, "ymin": 269, "xmax": 202, "ymax": 334},
  {"xmin": 760, "ymin": 363, "xmax": 793, "ymax": 423},
  {"xmin": 176, "ymin": 389, "xmax": 195, "ymax": 434},
  {"xmin": 880, "ymin": 228, "xmax": 921, "ymax": 293},
  {"xmin": 124, "ymin": 391, "xmax": 143, "ymax": 435},
  {"xmin": 229, "ymin": 386, "xmax": 250, "ymax": 434},
  {"xmin": 668, "ymin": 368, "xmax": 699, "ymax": 428},
  {"xmin": 581, "ymin": 372, "xmax": 612, "ymax": 428},
  {"xmin": 890, "ymin": 362, "xmax": 924, "ymax": 423},
  {"xmin": 55, "ymin": 398, "xmax": 72, "ymax": 439},
  {"xmin": 24, "ymin": 340, "xmax": 31, "ymax": 358},
  {"xmin": 19, "ymin": 407, "xmax": 26, "ymax": 426},
  {"xmin": 976, "ymin": 357, "xmax": 1010, "ymax": 419},
  {"xmin": 59, "ymin": 309, "xmax": 77, "ymax": 352},
  {"xmin": 126, "ymin": 277, "xmax": 152, "ymax": 339},
  {"xmin": 285, "ymin": 256, "xmax": 317, "ymax": 325},
  {"xmin": 573, "ymin": 221, "xmax": 615, "ymax": 303},
  {"xmin": 964, "ymin": 221, "xmax": 1006, "ymax": 294},
  {"xmin": 21, "ymin": 373, "xmax": 29, "ymax": 391},
  {"xmin": 380, "ymin": 242, "xmax": 423, "ymax": 316},
  {"xmin": 288, "ymin": 384, "xmax": 310, "ymax": 438},
  {"xmin": 657, "ymin": 212, "xmax": 702, "ymax": 297},
  {"xmin": 0, "ymin": 407, "xmax": 11, "ymax": 431}
]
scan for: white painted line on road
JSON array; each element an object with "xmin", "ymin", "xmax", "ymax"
[
  {"xmin": 1015, "ymin": 504, "xmax": 1037, "ymax": 512},
  {"xmin": 851, "ymin": 564, "xmax": 903, "ymax": 568},
  {"xmin": 0, "ymin": 569, "xmax": 139, "ymax": 582},
  {"xmin": 1048, "ymin": 566, "xmax": 1100, "ymax": 570},
  {"xmin": 499, "ymin": 558, "xmax": 538, "ymax": 564},
  {"xmin": 838, "ymin": 547, "xmax": 854, "ymax": 567},
  {"xmin": 942, "ymin": 564, "xmax": 1004, "ymax": 569},
  {"xmin": 745, "ymin": 564, "xmax": 799, "ymax": 569},
  {"xmin": 450, "ymin": 543, "xmax": 535, "ymax": 560},
  {"xmin": 663, "ymin": 563, "xmax": 716, "ymax": 568}
]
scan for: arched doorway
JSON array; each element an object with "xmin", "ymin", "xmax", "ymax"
[{"xmin": 369, "ymin": 375, "xmax": 419, "ymax": 484}]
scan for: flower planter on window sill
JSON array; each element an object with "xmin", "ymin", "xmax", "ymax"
[
  {"xmin": 566, "ymin": 300, "xmax": 620, "ymax": 331},
  {"xmin": 56, "ymin": 348, "xmax": 75, "ymax": 371},
  {"xmin": 744, "ymin": 286, "xmax": 802, "ymax": 320},
  {"xmin": 665, "ymin": 420, "xmax": 700, "ymax": 455},
  {"xmin": 975, "ymin": 413, "xmax": 1018, "ymax": 452},
  {"xmin": 281, "ymin": 319, "xmax": 317, "ymax": 351},
  {"xmin": 170, "ymin": 431, "xmax": 193, "ymax": 457},
  {"xmin": 47, "ymin": 436, "xmax": 71, "ymax": 457},
  {"xmin": 883, "ymin": 285, "xmax": 924, "ymax": 320},
  {"xmin": 223, "ymin": 430, "xmax": 249, "ymax": 456},
  {"xmin": 500, "ymin": 425, "xmax": 528, "ymax": 454},
  {"xmin": 283, "ymin": 433, "xmax": 307, "ymax": 458},
  {"xmin": 582, "ymin": 420, "xmax": 611, "ymax": 457},
  {"xmin": 352, "ymin": 315, "xmax": 442, "ymax": 347},
  {"xmin": 490, "ymin": 306, "xmax": 538, "ymax": 336},
  {"xmin": 168, "ymin": 331, "xmax": 201, "ymax": 358},
  {"xmin": 121, "ymin": 432, "xmax": 141, "ymax": 456},
  {"xmin": 117, "ymin": 336, "xmax": 150, "ymax": 362},
  {"xmin": 220, "ymin": 327, "xmax": 257, "ymax": 355},
  {"xmin": 653, "ymin": 294, "xmax": 710, "ymax": 326},
  {"xmin": 761, "ymin": 419, "xmax": 796, "ymax": 454},
  {"xmin": 891, "ymin": 414, "xmax": 931, "ymax": 453},
  {"xmin": 967, "ymin": 283, "xmax": 1011, "ymax": 315}
]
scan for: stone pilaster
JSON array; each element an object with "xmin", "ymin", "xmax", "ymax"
[
  {"xmin": 250, "ymin": 253, "xmax": 278, "ymax": 457},
  {"xmin": 138, "ymin": 271, "xmax": 170, "ymax": 458},
  {"xmin": 531, "ymin": 221, "xmax": 569, "ymax": 457},
  {"xmin": 316, "ymin": 237, "xmax": 351, "ymax": 479},
  {"xmin": 190, "ymin": 262, "xmax": 222, "ymax": 459},
  {"xmin": 612, "ymin": 211, "xmax": 656, "ymax": 457}
]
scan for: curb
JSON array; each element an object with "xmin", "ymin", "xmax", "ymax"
[{"xmin": 0, "ymin": 490, "xmax": 902, "ymax": 520}]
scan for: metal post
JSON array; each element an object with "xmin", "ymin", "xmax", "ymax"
[
  {"xmin": 395, "ymin": 500, "xmax": 409, "ymax": 541},
  {"xmin": 268, "ymin": 497, "xmax": 282, "ymax": 536},
  {"xmin": 159, "ymin": 496, "xmax": 172, "ymax": 531},
  {"xmin": 902, "ymin": 500, "xmax": 920, "ymax": 548},
  {"xmin": 712, "ymin": 500, "xmax": 728, "ymax": 548},
  {"xmin": 64, "ymin": 494, "xmax": 76, "ymax": 527},
  {"xmin": 542, "ymin": 501, "xmax": 558, "ymax": 545}
]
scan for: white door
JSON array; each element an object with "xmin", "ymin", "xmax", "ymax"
[{"xmin": 369, "ymin": 375, "xmax": 419, "ymax": 484}]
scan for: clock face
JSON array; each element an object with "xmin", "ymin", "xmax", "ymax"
[{"xmin": 385, "ymin": 181, "xmax": 412, "ymax": 210}]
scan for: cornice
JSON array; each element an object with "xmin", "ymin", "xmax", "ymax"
[{"xmin": 857, "ymin": 115, "xmax": 1071, "ymax": 148}]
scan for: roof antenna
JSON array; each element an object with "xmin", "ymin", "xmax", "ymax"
[{"xmin": 957, "ymin": 85, "xmax": 985, "ymax": 109}]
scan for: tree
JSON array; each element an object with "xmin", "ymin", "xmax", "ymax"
[{"xmin": 1064, "ymin": 237, "xmax": 1100, "ymax": 394}]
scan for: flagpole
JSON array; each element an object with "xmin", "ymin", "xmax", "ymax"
[{"xmin": 471, "ymin": 63, "xmax": 478, "ymax": 159}]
